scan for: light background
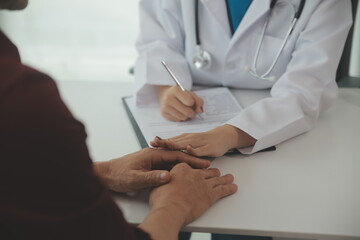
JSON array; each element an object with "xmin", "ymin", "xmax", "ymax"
[
  {"xmin": 0, "ymin": 0, "xmax": 138, "ymax": 82},
  {"xmin": 0, "ymin": 1, "xmax": 358, "ymax": 82}
]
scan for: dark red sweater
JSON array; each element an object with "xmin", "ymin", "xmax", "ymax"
[{"xmin": 0, "ymin": 30, "xmax": 151, "ymax": 240}]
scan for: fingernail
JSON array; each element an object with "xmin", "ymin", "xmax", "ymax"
[
  {"xmin": 200, "ymin": 106, "xmax": 204, "ymax": 112},
  {"xmin": 155, "ymin": 136, "xmax": 162, "ymax": 140},
  {"xmin": 159, "ymin": 172, "xmax": 167, "ymax": 180}
]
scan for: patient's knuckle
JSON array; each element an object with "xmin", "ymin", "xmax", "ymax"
[
  {"xmin": 145, "ymin": 172, "xmax": 155, "ymax": 182},
  {"xmin": 195, "ymin": 169, "xmax": 204, "ymax": 179},
  {"xmin": 205, "ymin": 192, "xmax": 213, "ymax": 204},
  {"xmin": 127, "ymin": 175, "xmax": 138, "ymax": 186},
  {"xmin": 218, "ymin": 185, "xmax": 227, "ymax": 195},
  {"xmin": 176, "ymin": 162, "xmax": 189, "ymax": 169},
  {"xmin": 213, "ymin": 168, "xmax": 221, "ymax": 176}
]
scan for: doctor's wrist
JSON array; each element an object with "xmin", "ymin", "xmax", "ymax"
[
  {"xmin": 224, "ymin": 124, "xmax": 256, "ymax": 149},
  {"xmin": 155, "ymin": 85, "xmax": 172, "ymax": 98}
]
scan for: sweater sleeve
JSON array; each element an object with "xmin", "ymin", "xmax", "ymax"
[{"xmin": 0, "ymin": 62, "xmax": 151, "ymax": 240}]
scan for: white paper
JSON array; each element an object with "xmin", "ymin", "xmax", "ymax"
[{"xmin": 125, "ymin": 87, "xmax": 242, "ymax": 145}]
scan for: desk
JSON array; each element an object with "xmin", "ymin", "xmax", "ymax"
[{"xmin": 57, "ymin": 81, "xmax": 360, "ymax": 240}]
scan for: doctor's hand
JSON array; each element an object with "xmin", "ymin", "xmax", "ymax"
[
  {"xmin": 151, "ymin": 125, "xmax": 257, "ymax": 157},
  {"xmin": 139, "ymin": 163, "xmax": 237, "ymax": 240},
  {"xmin": 155, "ymin": 85, "xmax": 204, "ymax": 121},
  {"xmin": 93, "ymin": 148, "xmax": 210, "ymax": 193}
]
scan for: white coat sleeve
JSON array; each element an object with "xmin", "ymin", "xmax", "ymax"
[
  {"xmin": 134, "ymin": 0, "xmax": 192, "ymax": 106},
  {"xmin": 226, "ymin": 0, "xmax": 353, "ymax": 154}
]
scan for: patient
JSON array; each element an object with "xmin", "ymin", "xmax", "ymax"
[{"xmin": 0, "ymin": 1, "xmax": 237, "ymax": 239}]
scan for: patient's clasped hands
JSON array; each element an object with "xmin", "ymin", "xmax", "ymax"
[{"xmin": 94, "ymin": 148, "xmax": 237, "ymax": 239}]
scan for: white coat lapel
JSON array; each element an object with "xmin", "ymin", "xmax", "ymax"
[
  {"xmin": 229, "ymin": 0, "xmax": 271, "ymax": 47},
  {"xmin": 200, "ymin": 0, "xmax": 231, "ymax": 36},
  {"xmin": 181, "ymin": 1, "xmax": 197, "ymax": 45}
]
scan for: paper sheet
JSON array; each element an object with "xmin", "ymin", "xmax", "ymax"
[{"xmin": 124, "ymin": 87, "xmax": 242, "ymax": 146}]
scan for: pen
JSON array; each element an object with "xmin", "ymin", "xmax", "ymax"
[
  {"xmin": 161, "ymin": 60, "xmax": 203, "ymax": 119},
  {"xmin": 161, "ymin": 60, "xmax": 185, "ymax": 91}
]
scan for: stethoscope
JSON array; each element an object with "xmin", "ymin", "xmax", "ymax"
[{"xmin": 193, "ymin": 0, "xmax": 306, "ymax": 82}]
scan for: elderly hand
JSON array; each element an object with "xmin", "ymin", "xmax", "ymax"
[
  {"xmin": 93, "ymin": 148, "xmax": 210, "ymax": 192},
  {"xmin": 150, "ymin": 124, "xmax": 257, "ymax": 157},
  {"xmin": 155, "ymin": 85, "xmax": 204, "ymax": 121},
  {"xmin": 139, "ymin": 163, "xmax": 237, "ymax": 240}
]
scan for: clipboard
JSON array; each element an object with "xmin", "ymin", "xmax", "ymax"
[
  {"xmin": 122, "ymin": 92, "xmax": 276, "ymax": 153},
  {"xmin": 122, "ymin": 96, "xmax": 149, "ymax": 148}
]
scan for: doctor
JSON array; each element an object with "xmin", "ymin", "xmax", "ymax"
[{"xmin": 134, "ymin": 0, "xmax": 352, "ymax": 158}]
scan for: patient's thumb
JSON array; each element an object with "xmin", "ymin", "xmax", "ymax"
[{"xmin": 143, "ymin": 170, "xmax": 171, "ymax": 187}]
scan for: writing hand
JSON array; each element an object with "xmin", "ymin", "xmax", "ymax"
[{"xmin": 156, "ymin": 85, "xmax": 204, "ymax": 121}]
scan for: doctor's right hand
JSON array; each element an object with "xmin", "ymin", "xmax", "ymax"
[{"xmin": 155, "ymin": 85, "xmax": 204, "ymax": 121}]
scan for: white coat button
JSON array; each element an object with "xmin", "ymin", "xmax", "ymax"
[{"xmin": 227, "ymin": 62, "xmax": 237, "ymax": 70}]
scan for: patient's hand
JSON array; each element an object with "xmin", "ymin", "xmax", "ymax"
[
  {"xmin": 139, "ymin": 163, "xmax": 237, "ymax": 240},
  {"xmin": 93, "ymin": 148, "xmax": 210, "ymax": 192}
]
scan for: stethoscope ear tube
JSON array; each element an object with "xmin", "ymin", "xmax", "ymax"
[
  {"xmin": 195, "ymin": 0, "xmax": 200, "ymax": 46},
  {"xmin": 296, "ymin": 0, "xmax": 305, "ymax": 19}
]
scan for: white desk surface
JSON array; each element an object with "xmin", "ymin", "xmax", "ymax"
[{"xmin": 57, "ymin": 81, "xmax": 360, "ymax": 240}]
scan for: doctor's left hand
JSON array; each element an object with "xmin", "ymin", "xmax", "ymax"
[
  {"xmin": 93, "ymin": 148, "xmax": 210, "ymax": 192},
  {"xmin": 150, "ymin": 125, "xmax": 257, "ymax": 157}
]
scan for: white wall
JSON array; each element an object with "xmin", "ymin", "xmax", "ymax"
[
  {"xmin": 1, "ymin": 1, "xmax": 359, "ymax": 80},
  {"xmin": 0, "ymin": 0, "xmax": 140, "ymax": 82}
]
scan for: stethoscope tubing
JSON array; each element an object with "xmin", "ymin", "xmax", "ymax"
[
  {"xmin": 250, "ymin": 17, "xmax": 298, "ymax": 81},
  {"xmin": 193, "ymin": 0, "xmax": 306, "ymax": 81},
  {"xmin": 249, "ymin": 0, "xmax": 305, "ymax": 81},
  {"xmin": 195, "ymin": 0, "xmax": 201, "ymax": 45}
]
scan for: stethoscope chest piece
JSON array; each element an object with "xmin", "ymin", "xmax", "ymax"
[{"xmin": 193, "ymin": 45, "xmax": 212, "ymax": 69}]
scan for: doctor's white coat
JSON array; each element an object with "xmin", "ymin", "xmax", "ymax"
[{"xmin": 134, "ymin": 0, "xmax": 353, "ymax": 154}]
